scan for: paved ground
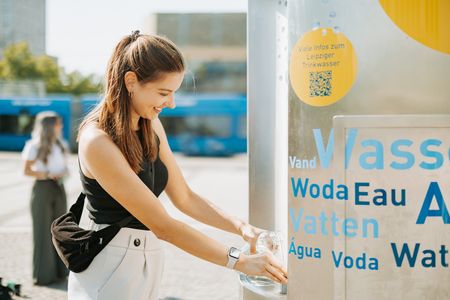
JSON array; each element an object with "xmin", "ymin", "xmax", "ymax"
[{"xmin": 0, "ymin": 152, "xmax": 249, "ymax": 300}]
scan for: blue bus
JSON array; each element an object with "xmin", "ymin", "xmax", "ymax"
[
  {"xmin": 0, "ymin": 94, "xmax": 247, "ymax": 155},
  {"xmin": 159, "ymin": 93, "xmax": 247, "ymax": 156},
  {"xmin": 0, "ymin": 97, "xmax": 71, "ymax": 151}
]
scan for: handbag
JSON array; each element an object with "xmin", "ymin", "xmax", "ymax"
[
  {"xmin": 50, "ymin": 192, "xmax": 134, "ymax": 273},
  {"xmin": 51, "ymin": 160, "xmax": 155, "ymax": 273}
]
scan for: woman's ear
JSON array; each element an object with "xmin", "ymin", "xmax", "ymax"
[{"xmin": 124, "ymin": 71, "xmax": 137, "ymax": 92}]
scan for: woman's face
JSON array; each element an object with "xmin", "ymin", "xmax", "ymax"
[{"xmin": 130, "ymin": 72, "xmax": 184, "ymax": 121}]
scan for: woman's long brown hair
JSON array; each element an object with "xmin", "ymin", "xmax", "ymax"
[
  {"xmin": 77, "ymin": 33, "xmax": 185, "ymax": 173},
  {"xmin": 32, "ymin": 111, "xmax": 66, "ymax": 164}
]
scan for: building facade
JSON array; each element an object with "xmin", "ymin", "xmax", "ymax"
[
  {"xmin": 145, "ymin": 13, "xmax": 246, "ymax": 93},
  {"xmin": 0, "ymin": 0, "xmax": 46, "ymax": 56}
]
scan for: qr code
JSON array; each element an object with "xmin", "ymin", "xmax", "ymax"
[{"xmin": 309, "ymin": 71, "xmax": 332, "ymax": 97}]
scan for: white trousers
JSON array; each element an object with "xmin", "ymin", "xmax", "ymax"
[{"xmin": 68, "ymin": 221, "xmax": 165, "ymax": 300}]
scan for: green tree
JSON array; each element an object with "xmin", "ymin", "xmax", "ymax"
[
  {"xmin": 0, "ymin": 60, "xmax": 6, "ymax": 78},
  {"xmin": 34, "ymin": 54, "xmax": 64, "ymax": 93},
  {"xmin": 1, "ymin": 42, "xmax": 40, "ymax": 79},
  {"xmin": 62, "ymin": 71, "xmax": 102, "ymax": 95},
  {"xmin": 0, "ymin": 42, "xmax": 102, "ymax": 95}
]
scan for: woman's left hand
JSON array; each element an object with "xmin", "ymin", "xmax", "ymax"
[
  {"xmin": 48, "ymin": 171, "xmax": 68, "ymax": 181},
  {"xmin": 239, "ymin": 222, "xmax": 265, "ymax": 254}
]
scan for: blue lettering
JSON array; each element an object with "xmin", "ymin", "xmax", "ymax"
[
  {"xmin": 422, "ymin": 250, "xmax": 436, "ymax": 268},
  {"xmin": 304, "ymin": 216, "xmax": 317, "ymax": 234},
  {"xmin": 289, "ymin": 207, "xmax": 303, "ymax": 232},
  {"xmin": 310, "ymin": 184, "xmax": 320, "ymax": 199},
  {"xmin": 355, "ymin": 182, "xmax": 370, "ymax": 205},
  {"xmin": 390, "ymin": 139, "xmax": 414, "ymax": 170},
  {"xmin": 345, "ymin": 128, "xmax": 358, "ymax": 169},
  {"xmin": 416, "ymin": 182, "xmax": 450, "ymax": 224},
  {"xmin": 332, "ymin": 250, "xmax": 343, "ymax": 267},
  {"xmin": 331, "ymin": 213, "xmax": 339, "ymax": 236},
  {"xmin": 318, "ymin": 212, "xmax": 328, "ymax": 235},
  {"xmin": 359, "ymin": 139, "xmax": 384, "ymax": 169},
  {"xmin": 313, "ymin": 128, "xmax": 334, "ymax": 169},
  {"xmin": 288, "ymin": 238, "xmax": 322, "ymax": 260},
  {"xmin": 332, "ymin": 251, "xmax": 378, "ymax": 270},
  {"xmin": 391, "ymin": 243, "xmax": 449, "ymax": 268},
  {"xmin": 390, "ymin": 242, "xmax": 420, "ymax": 267},
  {"xmin": 420, "ymin": 139, "xmax": 444, "ymax": 170},
  {"xmin": 311, "ymin": 129, "xmax": 448, "ymax": 171},
  {"xmin": 313, "ymin": 128, "xmax": 358, "ymax": 169},
  {"xmin": 343, "ymin": 218, "xmax": 358, "ymax": 237},
  {"xmin": 323, "ymin": 179, "xmax": 334, "ymax": 199},
  {"xmin": 336, "ymin": 185, "xmax": 348, "ymax": 200},
  {"xmin": 290, "ymin": 177, "xmax": 308, "ymax": 198},
  {"xmin": 362, "ymin": 218, "xmax": 379, "ymax": 238},
  {"xmin": 372, "ymin": 189, "xmax": 387, "ymax": 205}
]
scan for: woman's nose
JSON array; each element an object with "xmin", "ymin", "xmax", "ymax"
[{"xmin": 166, "ymin": 95, "xmax": 176, "ymax": 109}]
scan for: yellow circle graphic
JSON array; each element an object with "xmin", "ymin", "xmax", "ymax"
[
  {"xmin": 289, "ymin": 28, "xmax": 358, "ymax": 107},
  {"xmin": 380, "ymin": 0, "xmax": 450, "ymax": 55}
]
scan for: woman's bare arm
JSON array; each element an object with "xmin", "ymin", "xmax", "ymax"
[
  {"xmin": 23, "ymin": 160, "xmax": 48, "ymax": 179},
  {"xmin": 152, "ymin": 119, "xmax": 246, "ymax": 236}
]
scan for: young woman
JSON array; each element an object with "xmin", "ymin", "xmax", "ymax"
[
  {"xmin": 69, "ymin": 31, "xmax": 287, "ymax": 300},
  {"xmin": 22, "ymin": 111, "xmax": 69, "ymax": 285}
]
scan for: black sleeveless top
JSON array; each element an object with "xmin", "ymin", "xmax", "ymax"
[{"xmin": 79, "ymin": 129, "xmax": 168, "ymax": 230}]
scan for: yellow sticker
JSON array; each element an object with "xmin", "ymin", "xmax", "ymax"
[
  {"xmin": 289, "ymin": 28, "xmax": 358, "ymax": 107},
  {"xmin": 380, "ymin": 0, "xmax": 450, "ymax": 55}
]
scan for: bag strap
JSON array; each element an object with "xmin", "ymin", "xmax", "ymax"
[{"xmin": 69, "ymin": 192, "xmax": 86, "ymax": 224}]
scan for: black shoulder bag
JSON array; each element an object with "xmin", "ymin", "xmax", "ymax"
[
  {"xmin": 50, "ymin": 192, "xmax": 134, "ymax": 273},
  {"xmin": 51, "ymin": 161, "xmax": 155, "ymax": 273}
]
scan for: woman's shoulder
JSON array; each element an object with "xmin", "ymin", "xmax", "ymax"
[
  {"xmin": 79, "ymin": 122, "xmax": 107, "ymax": 139},
  {"xmin": 78, "ymin": 123, "xmax": 124, "ymax": 177},
  {"xmin": 21, "ymin": 138, "xmax": 39, "ymax": 160},
  {"xmin": 22, "ymin": 138, "xmax": 40, "ymax": 153},
  {"xmin": 78, "ymin": 123, "xmax": 114, "ymax": 154},
  {"xmin": 24, "ymin": 138, "xmax": 39, "ymax": 146}
]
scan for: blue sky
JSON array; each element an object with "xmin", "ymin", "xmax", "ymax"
[{"xmin": 46, "ymin": 0, "xmax": 247, "ymax": 76}]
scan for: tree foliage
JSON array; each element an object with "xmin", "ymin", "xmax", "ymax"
[{"xmin": 0, "ymin": 42, "xmax": 102, "ymax": 95}]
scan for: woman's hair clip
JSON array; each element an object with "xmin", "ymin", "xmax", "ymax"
[{"xmin": 130, "ymin": 30, "xmax": 141, "ymax": 41}]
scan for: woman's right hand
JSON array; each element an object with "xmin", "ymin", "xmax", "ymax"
[
  {"xmin": 36, "ymin": 171, "xmax": 49, "ymax": 180},
  {"xmin": 235, "ymin": 251, "xmax": 288, "ymax": 284},
  {"xmin": 48, "ymin": 171, "xmax": 67, "ymax": 180}
]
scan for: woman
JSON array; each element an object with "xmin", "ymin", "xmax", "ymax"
[
  {"xmin": 21, "ymin": 111, "xmax": 70, "ymax": 285},
  {"xmin": 69, "ymin": 31, "xmax": 287, "ymax": 300}
]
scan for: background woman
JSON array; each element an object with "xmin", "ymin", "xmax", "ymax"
[{"xmin": 22, "ymin": 111, "xmax": 69, "ymax": 285}]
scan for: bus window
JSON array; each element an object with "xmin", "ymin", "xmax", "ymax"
[
  {"xmin": 160, "ymin": 117, "xmax": 189, "ymax": 136},
  {"xmin": 18, "ymin": 110, "xmax": 35, "ymax": 134},
  {"xmin": 0, "ymin": 113, "xmax": 35, "ymax": 135},
  {"xmin": 160, "ymin": 116, "xmax": 231, "ymax": 137},
  {"xmin": 0, "ymin": 115, "xmax": 18, "ymax": 134},
  {"xmin": 186, "ymin": 116, "xmax": 231, "ymax": 137}
]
